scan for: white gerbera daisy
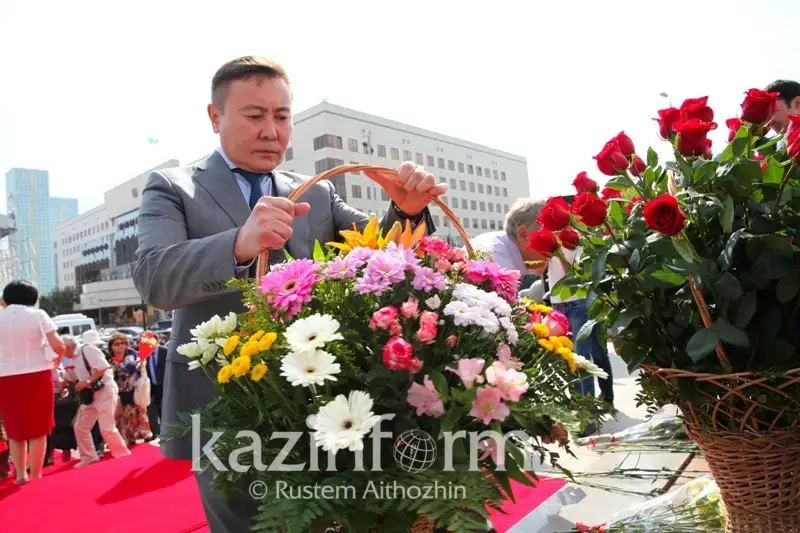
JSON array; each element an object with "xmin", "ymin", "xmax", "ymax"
[
  {"xmin": 284, "ymin": 314, "xmax": 343, "ymax": 353},
  {"xmin": 280, "ymin": 349, "xmax": 341, "ymax": 387},
  {"xmin": 311, "ymin": 390, "xmax": 381, "ymax": 453},
  {"xmin": 573, "ymin": 355, "xmax": 609, "ymax": 379}
]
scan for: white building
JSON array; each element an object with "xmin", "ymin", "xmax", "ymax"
[
  {"xmin": 54, "ymin": 205, "xmax": 112, "ymax": 289},
  {"xmin": 281, "ymin": 102, "xmax": 529, "ymax": 244}
]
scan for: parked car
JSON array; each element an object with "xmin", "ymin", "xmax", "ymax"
[{"xmin": 52, "ymin": 313, "xmax": 97, "ymax": 337}]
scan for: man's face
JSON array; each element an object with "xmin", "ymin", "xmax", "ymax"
[
  {"xmin": 771, "ymin": 97, "xmax": 800, "ymax": 134},
  {"xmin": 207, "ymin": 76, "xmax": 293, "ymax": 173}
]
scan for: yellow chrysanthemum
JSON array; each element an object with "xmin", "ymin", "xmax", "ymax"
[
  {"xmin": 223, "ymin": 335, "xmax": 240, "ymax": 356},
  {"xmin": 258, "ymin": 332, "xmax": 278, "ymax": 352},
  {"xmin": 250, "ymin": 363, "xmax": 268, "ymax": 382},
  {"xmin": 250, "ymin": 330, "xmax": 265, "ymax": 342},
  {"xmin": 217, "ymin": 365, "xmax": 234, "ymax": 384},
  {"xmin": 532, "ymin": 304, "xmax": 553, "ymax": 314},
  {"xmin": 532, "ymin": 323, "xmax": 550, "ymax": 338},
  {"xmin": 240, "ymin": 341, "xmax": 259, "ymax": 359},
  {"xmin": 549, "ymin": 336, "xmax": 564, "ymax": 351},
  {"xmin": 538, "ymin": 338, "xmax": 555, "ymax": 352},
  {"xmin": 231, "ymin": 355, "xmax": 252, "ymax": 377},
  {"xmin": 558, "ymin": 336, "xmax": 574, "ymax": 351},
  {"xmin": 556, "ymin": 347, "xmax": 577, "ymax": 373}
]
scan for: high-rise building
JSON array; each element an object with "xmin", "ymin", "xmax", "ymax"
[
  {"xmin": 4, "ymin": 168, "xmax": 79, "ymax": 294},
  {"xmin": 281, "ymin": 102, "xmax": 529, "ymax": 245}
]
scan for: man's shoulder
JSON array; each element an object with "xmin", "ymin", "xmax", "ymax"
[{"xmin": 144, "ymin": 155, "xmax": 211, "ymax": 193}]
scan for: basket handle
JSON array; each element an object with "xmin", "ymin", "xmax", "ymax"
[{"xmin": 256, "ymin": 164, "xmax": 472, "ymax": 278}]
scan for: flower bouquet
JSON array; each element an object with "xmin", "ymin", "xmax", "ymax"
[
  {"xmin": 175, "ymin": 201, "xmax": 604, "ymax": 533},
  {"xmin": 530, "ymin": 91, "xmax": 800, "ymax": 531}
]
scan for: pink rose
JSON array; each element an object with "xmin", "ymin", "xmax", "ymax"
[
  {"xmin": 451, "ymin": 249, "xmax": 467, "ymax": 263},
  {"xmin": 446, "ymin": 335, "xmax": 457, "ymax": 348},
  {"xmin": 417, "ymin": 325, "xmax": 437, "ymax": 344},
  {"xmin": 389, "ymin": 322, "xmax": 402, "ymax": 337},
  {"xmin": 382, "ymin": 336, "xmax": 414, "ymax": 371},
  {"xmin": 419, "ymin": 236, "xmax": 453, "ymax": 259},
  {"xmin": 542, "ymin": 310, "xmax": 570, "ymax": 337},
  {"xmin": 420, "ymin": 311, "xmax": 439, "ymax": 330},
  {"xmin": 400, "ymin": 298, "xmax": 419, "ymax": 319},
  {"xmin": 370, "ymin": 306, "xmax": 399, "ymax": 330},
  {"xmin": 409, "ymin": 357, "xmax": 423, "ymax": 374},
  {"xmin": 435, "ymin": 257, "xmax": 453, "ymax": 273},
  {"xmin": 417, "ymin": 311, "xmax": 439, "ymax": 344}
]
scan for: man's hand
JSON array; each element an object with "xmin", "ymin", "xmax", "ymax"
[
  {"xmin": 233, "ymin": 197, "xmax": 311, "ymax": 263},
  {"xmin": 364, "ymin": 162, "xmax": 447, "ymax": 216}
]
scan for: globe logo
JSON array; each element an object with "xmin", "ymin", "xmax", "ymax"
[{"xmin": 393, "ymin": 429, "xmax": 437, "ymax": 473}]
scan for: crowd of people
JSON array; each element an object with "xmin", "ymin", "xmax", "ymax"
[{"xmin": 0, "ymin": 280, "xmax": 167, "ymax": 484}]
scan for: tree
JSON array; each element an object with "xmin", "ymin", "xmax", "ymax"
[{"xmin": 39, "ymin": 286, "xmax": 80, "ymax": 316}]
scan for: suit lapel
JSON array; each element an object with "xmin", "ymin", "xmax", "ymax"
[
  {"xmin": 194, "ymin": 152, "xmax": 250, "ymax": 227},
  {"xmin": 273, "ymin": 171, "xmax": 310, "ymax": 260}
]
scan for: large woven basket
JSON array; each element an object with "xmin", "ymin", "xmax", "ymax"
[{"xmin": 260, "ymin": 164, "xmax": 475, "ymax": 533}]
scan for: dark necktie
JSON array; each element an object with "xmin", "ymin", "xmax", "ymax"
[{"xmin": 234, "ymin": 168, "xmax": 269, "ymax": 210}]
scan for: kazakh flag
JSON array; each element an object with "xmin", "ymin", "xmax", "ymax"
[{"xmin": 147, "ymin": 137, "xmax": 159, "ymax": 144}]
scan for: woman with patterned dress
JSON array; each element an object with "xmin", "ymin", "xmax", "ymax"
[{"xmin": 107, "ymin": 332, "xmax": 152, "ymax": 446}]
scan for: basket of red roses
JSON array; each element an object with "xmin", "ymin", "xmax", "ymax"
[{"xmin": 528, "ymin": 90, "xmax": 800, "ymax": 532}]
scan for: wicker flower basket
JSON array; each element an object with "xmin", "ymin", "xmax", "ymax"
[{"xmin": 645, "ymin": 366, "xmax": 800, "ymax": 532}]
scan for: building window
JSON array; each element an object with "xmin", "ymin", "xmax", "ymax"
[
  {"xmin": 451, "ymin": 197, "xmax": 458, "ymax": 208},
  {"xmin": 473, "ymin": 218, "xmax": 479, "ymax": 227},
  {"xmin": 485, "ymin": 168, "xmax": 491, "ymax": 177},
  {"xmin": 469, "ymin": 182, "xmax": 475, "ymax": 193},
  {"xmin": 352, "ymin": 185, "xmax": 362, "ymax": 198},
  {"xmin": 132, "ymin": 188, "xmax": 138, "ymax": 198},
  {"xmin": 481, "ymin": 219, "xmax": 488, "ymax": 229},
  {"xmin": 458, "ymin": 162, "xmax": 464, "ymax": 173},
  {"xmin": 367, "ymin": 187, "xmax": 372, "ymax": 200},
  {"xmin": 313, "ymin": 134, "xmax": 343, "ymax": 150},
  {"xmin": 439, "ymin": 176, "xmax": 447, "ymax": 184},
  {"xmin": 348, "ymin": 139, "xmax": 359, "ymax": 152},
  {"xmin": 415, "ymin": 152, "xmax": 424, "ymax": 164},
  {"xmin": 471, "ymin": 200, "xmax": 477, "ymax": 210},
  {"xmin": 448, "ymin": 160, "xmax": 455, "ymax": 171},
  {"xmin": 378, "ymin": 145, "xmax": 387, "ymax": 157},
  {"xmin": 391, "ymin": 148, "xmax": 400, "ymax": 160},
  {"xmin": 493, "ymin": 170, "xmax": 499, "ymax": 179},
  {"xmin": 427, "ymin": 155, "xmax": 435, "ymax": 167},
  {"xmin": 433, "ymin": 215, "xmax": 440, "ymax": 226},
  {"xmin": 501, "ymin": 171, "xmax": 506, "ymax": 181},
  {"xmin": 496, "ymin": 203, "xmax": 501, "ymax": 212},
  {"xmin": 381, "ymin": 190, "xmax": 389, "ymax": 201},
  {"xmin": 490, "ymin": 220, "xmax": 496, "ymax": 230},
  {"xmin": 450, "ymin": 178, "xmax": 457, "ymax": 189},
  {"xmin": 503, "ymin": 188, "xmax": 508, "ymax": 197},
  {"xmin": 477, "ymin": 167, "xmax": 483, "ymax": 177},
  {"xmin": 404, "ymin": 150, "xmax": 412, "ymax": 161},
  {"xmin": 489, "ymin": 203, "xmax": 494, "ymax": 212},
  {"xmin": 463, "ymin": 219, "xmax": 469, "ymax": 228},
  {"xmin": 478, "ymin": 184, "xmax": 484, "ymax": 194},
  {"xmin": 285, "ymin": 147, "xmax": 294, "ymax": 161},
  {"xmin": 480, "ymin": 201, "xmax": 486, "ymax": 211},
  {"xmin": 438, "ymin": 158, "xmax": 445, "ymax": 169},
  {"xmin": 461, "ymin": 199, "xmax": 467, "ymax": 209},
  {"xmin": 468, "ymin": 164, "xmax": 474, "ymax": 175},
  {"xmin": 459, "ymin": 180, "xmax": 466, "ymax": 191},
  {"xmin": 504, "ymin": 204, "xmax": 509, "ymax": 213},
  {"xmin": 315, "ymin": 157, "xmax": 345, "ymax": 174}
]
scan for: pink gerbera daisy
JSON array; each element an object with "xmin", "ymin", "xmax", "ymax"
[{"xmin": 260, "ymin": 259, "xmax": 319, "ymax": 319}]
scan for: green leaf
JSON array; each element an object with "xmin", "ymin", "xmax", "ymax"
[
  {"xmin": 643, "ymin": 264, "xmax": 687, "ymax": 288},
  {"xmin": 611, "ymin": 309, "xmax": 641, "ymax": 334},
  {"xmin": 732, "ymin": 160, "xmax": 762, "ymax": 183},
  {"xmin": 647, "ymin": 147, "xmax": 659, "ymax": 168},
  {"xmin": 676, "ymin": 154, "xmax": 694, "ymax": 183},
  {"xmin": 734, "ymin": 291, "xmax": 758, "ymax": 329},
  {"xmin": 718, "ymin": 229, "xmax": 747, "ymax": 270},
  {"xmin": 715, "ymin": 272, "xmax": 743, "ymax": 300},
  {"xmin": 763, "ymin": 157, "xmax": 784, "ymax": 185},
  {"xmin": 283, "ymin": 249, "xmax": 295, "ymax": 261},
  {"xmin": 576, "ymin": 319, "xmax": 598, "ymax": 343},
  {"xmin": 776, "ymin": 275, "xmax": 800, "ymax": 303},
  {"xmin": 686, "ymin": 329, "xmax": 719, "ymax": 362},
  {"xmin": 694, "ymin": 161, "xmax": 718, "ymax": 185},
  {"xmin": 752, "ymin": 250, "xmax": 795, "ymax": 279},
  {"xmin": 712, "ymin": 319, "xmax": 749, "ymax": 347},
  {"xmin": 312, "ymin": 240, "xmax": 326, "ymax": 262},
  {"xmin": 762, "ymin": 339, "xmax": 797, "ymax": 364},
  {"xmin": 732, "ymin": 130, "xmax": 749, "ymax": 158},
  {"xmin": 626, "ymin": 350, "xmax": 649, "ymax": 374},
  {"xmin": 438, "ymin": 406, "xmax": 466, "ymax": 439},
  {"xmin": 721, "ymin": 194, "xmax": 734, "ymax": 234},
  {"xmin": 673, "ymin": 239, "xmax": 698, "ymax": 264},
  {"xmin": 428, "ymin": 370, "xmax": 449, "ymax": 398},
  {"xmin": 591, "ymin": 250, "xmax": 609, "ymax": 286},
  {"xmin": 648, "ymin": 237, "xmax": 683, "ymax": 260}
]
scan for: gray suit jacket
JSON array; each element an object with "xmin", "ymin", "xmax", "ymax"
[{"xmin": 134, "ymin": 151, "xmax": 433, "ymax": 459}]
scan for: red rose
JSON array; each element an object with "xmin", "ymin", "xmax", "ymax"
[
  {"xmin": 753, "ymin": 154, "xmax": 767, "ymax": 172},
  {"xmin": 643, "ymin": 195, "xmax": 687, "ymax": 236},
  {"xmin": 601, "ymin": 188, "xmax": 623, "ymax": 200},
  {"xmin": 672, "ymin": 119, "xmax": 718, "ymax": 157},
  {"xmin": 680, "ymin": 96, "xmax": 714, "ymax": 122},
  {"xmin": 382, "ymin": 336, "xmax": 414, "ymax": 371},
  {"xmin": 557, "ymin": 227, "xmax": 580, "ymax": 250},
  {"xmin": 627, "ymin": 195, "xmax": 644, "ymax": 214},
  {"xmin": 726, "ymin": 118, "xmax": 742, "ymax": 142},
  {"xmin": 787, "ymin": 115, "xmax": 800, "ymax": 164},
  {"xmin": 614, "ymin": 132, "xmax": 636, "ymax": 157},
  {"xmin": 537, "ymin": 197, "xmax": 571, "ymax": 231},
  {"xmin": 527, "ymin": 229, "xmax": 560, "ymax": 257},
  {"xmin": 629, "ymin": 156, "xmax": 646, "ymax": 177},
  {"xmin": 594, "ymin": 140, "xmax": 630, "ymax": 176},
  {"xmin": 654, "ymin": 107, "xmax": 680, "ymax": 139},
  {"xmin": 741, "ymin": 89, "xmax": 780, "ymax": 124},
  {"xmin": 571, "ymin": 192, "xmax": 608, "ymax": 227},
  {"xmin": 572, "ymin": 171, "xmax": 598, "ymax": 194}
]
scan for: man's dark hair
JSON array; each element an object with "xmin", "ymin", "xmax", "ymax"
[
  {"xmin": 2, "ymin": 280, "xmax": 39, "ymax": 306},
  {"xmin": 211, "ymin": 56, "xmax": 290, "ymax": 108},
  {"xmin": 766, "ymin": 80, "xmax": 800, "ymax": 105}
]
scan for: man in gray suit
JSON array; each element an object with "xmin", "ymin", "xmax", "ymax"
[{"xmin": 133, "ymin": 56, "xmax": 446, "ymax": 532}]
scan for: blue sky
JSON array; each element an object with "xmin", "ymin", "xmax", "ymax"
[{"xmin": 1, "ymin": 0, "xmax": 798, "ymax": 214}]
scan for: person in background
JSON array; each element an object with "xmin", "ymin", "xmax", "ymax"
[
  {"xmin": 65, "ymin": 333, "xmax": 130, "ymax": 467},
  {"xmin": 766, "ymin": 79, "xmax": 800, "ymax": 134},
  {"xmin": 0, "ymin": 280, "xmax": 66, "ymax": 484},
  {"xmin": 142, "ymin": 332, "xmax": 166, "ymax": 439},
  {"xmin": 0, "ymin": 413, "xmax": 9, "ymax": 479},
  {"xmin": 48, "ymin": 359, "xmax": 78, "ymax": 463},
  {"xmin": 107, "ymin": 332, "xmax": 152, "ymax": 446}
]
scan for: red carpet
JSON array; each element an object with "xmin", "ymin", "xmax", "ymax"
[{"xmin": 0, "ymin": 445, "xmax": 567, "ymax": 532}]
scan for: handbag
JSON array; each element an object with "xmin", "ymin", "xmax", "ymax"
[
  {"xmin": 77, "ymin": 347, "xmax": 105, "ymax": 406},
  {"xmin": 134, "ymin": 374, "xmax": 151, "ymax": 407}
]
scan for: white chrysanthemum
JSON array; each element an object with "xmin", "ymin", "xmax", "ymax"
[
  {"xmin": 284, "ymin": 314, "xmax": 343, "ymax": 353},
  {"xmin": 425, "ymin": 295, "xmax": 441, "ymax": 310},
  {"xmin": 190, "ymin": 312, "xmax": 238, "ymax": 339},
  {"xmin": 443, "ymin": 300, "xmax": 478, "ymax": 326},
  {"xmin": 500, "ymin": 316, "xmax": 519, "ymax": 345},
  {"xmin": 178, "ymin": 340, "xmax": 219, "ymax": 370},
  {"xmin": 573, "ymin": 355, "xmax": 608, "ymax": 379},
  {"xmin": 187, "ymin": 360, "xmax": 202, "ymax": 371},
  {"xmin": 311, "ymin": 390, "xmax": 381, "ymax": 453},
  {"xmin": 177, "ymin": 341, "xmax": 204, "ymax": 359},
  {"xmin": 280, "ymin": 350, "xmax": 341, "ymax": 387}
]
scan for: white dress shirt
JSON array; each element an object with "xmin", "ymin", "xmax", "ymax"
[
  {"xmin": 547, "ymin": 248, "xmax": 581, "ymax": 303},
  {"xmin": 0, "ymin": 305, "xmax": 58, "ymax": 377},
  {"xmin": 71, "ymin": 344, "xmax": 113, "ymax": 384},
  {"xmin": 470, "ymin": 231, "xmax": 528, "ymax": 275}
]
